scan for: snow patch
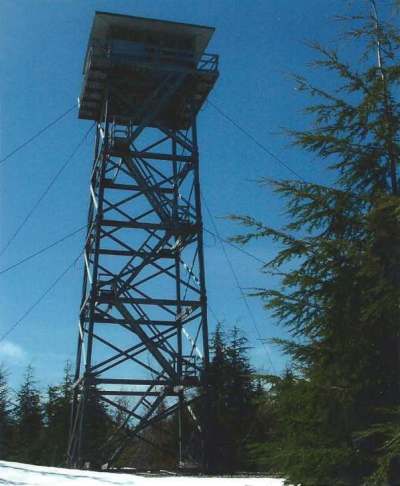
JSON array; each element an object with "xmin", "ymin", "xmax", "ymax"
[{"xmin": 0, "ymin": 461, "xmax": 286, "ymax": 485}]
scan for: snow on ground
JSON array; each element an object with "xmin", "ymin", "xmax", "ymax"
[{"xmin": 0, "ymin": 461, "xmax": 285, "ymax": 486}]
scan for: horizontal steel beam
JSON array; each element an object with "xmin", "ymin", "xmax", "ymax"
[
  {"xmin": 103, "ymin": 180, "xmax": 174, "ymax": 193},
  {"xmin": 99, "ymin": 390, "xmax": 177, "ymax": 397},
  {"xmin": 92, "ymin": 315, "xmax": 178, "ymax": 326},
  {"xmin": 93, "ymin": 320, "xmax": 174, "ymax": 329},
  {"xmin": 102, "ymin": 218, "xmax": 198, "ymax": 233},
  {"xmin": 95, "ymin": 378, "xmax": 172, "ymax": 386},
  {"xmin": 96, "ymin": 248, "xmax": 174, "ymax": 258},
  {"xmin": 99, "ymin": 294, "xmax": 200, "ymax": 307},
  {"xmin": 109, "ymin": 149, "xmax": 193, "ymax": 162}
]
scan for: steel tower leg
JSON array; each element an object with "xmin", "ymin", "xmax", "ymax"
[{"xmin": 67, "ymin": 76, "xmax": 210, "ymax": 470}]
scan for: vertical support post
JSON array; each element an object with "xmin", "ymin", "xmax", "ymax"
[
  {"xmin": 68, "ymin": 124, "xmax": 101, "ymax": 466},
  {"xmin": 173, "ymin": 132, "xmax": 184, "ymax": 467},
  {"xmin": 191, "ymin": 117, "xmax": 210, "ymax": 471},
  {"xmin": 70, "ymin": 98, "xmax": 110, "ymax": 467}
]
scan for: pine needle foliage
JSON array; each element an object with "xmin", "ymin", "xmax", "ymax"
[
  {"xmin": 0, "ymin": 365, "xmax": 11, "ymax": 459},
  {"xmin": 12, "ymin": 366, "xmax": 44, "ymax": 465},
  {"xmin": 207, "ymin": 324, "xmax": 260, "ymax": 473},
  {"xmin": 232, "ymin": 11, "xmax": 400, "ymax": 486},
  {"xmin": 42, "ymin": 362, "xmax": 73, "ymax": 466}
]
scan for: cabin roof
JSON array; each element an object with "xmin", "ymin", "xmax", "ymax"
[{"xmin": 84, "ymin": 11, "xmax": 215, "ymax": 68}]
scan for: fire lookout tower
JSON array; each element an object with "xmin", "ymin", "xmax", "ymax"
[{"xmin": 68, "ymin": 12, "xmax": 219, "ymax": 469}]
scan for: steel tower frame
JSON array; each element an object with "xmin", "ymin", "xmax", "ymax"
[{"xmin": 68, "ymin": 12, "xmax": 218, "ymax": 470}]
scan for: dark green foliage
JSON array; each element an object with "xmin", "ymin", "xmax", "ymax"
[
  {"xmin": 41, "ymin": 362, "xmax": 73, "ymax": 466},
  {"xmin": 0, "ymin": 365, "xmax": 11, "ymax": 459},
  {"xmin": 357, "ymin": 407, "xmax": 400, "ymax": 485},
  {"xmin": 80, "ymin": 384, "xmax": 112, "ymax": 468},
  {"xmin": 207, "ymin": 324, "xmax": 261, "ymax": 473},
  {"xmin": 232, "ymin": 11, "xmax": 400, "ymax": 486},
  {"xmin": 0, "ymin": 363, "xmax": 113, "ymax": 468},
  {"xmin": 11, "ymin": 365, "xmax": 44, "ymax": 464}
]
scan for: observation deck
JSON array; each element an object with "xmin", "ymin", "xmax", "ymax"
[{"xmin": 78, "ymin": 12, "xmax": 219, "ymax": 129}]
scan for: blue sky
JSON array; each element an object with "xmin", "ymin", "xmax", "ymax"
[{"xmin": 0, "ymin": 0, "xmax": 396, "ymax": 389}]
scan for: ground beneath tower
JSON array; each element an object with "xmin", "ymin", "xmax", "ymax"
[{"xmin": 0, "ymin": 461, "xmax": 285, "ymax": 485}]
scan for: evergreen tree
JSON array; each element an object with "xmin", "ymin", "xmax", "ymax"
[
  {"xmin": 244, "ymin": 374, "xmax": 277, "ymax": 472},
  {"xmin": 43, "ymin": 361, "xmax": 73, "ymax": 466},
  {"xmin": 232, "ymin": 10, "xmax": 400, "ymax": 486},
  {"xmin": 207, "ymin": 324, "xmax": 258, "ymax": 473},
  {"xmin": 0, "ymin": 365, "xmax": 11, "ymax": 459},
  {"xmin": 12, "ymin": 365, "xmax": 44, "ymax": 464},
  {"xmin": 80, "ymin": 384, "xmax": 112, "ymax": 468}
]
